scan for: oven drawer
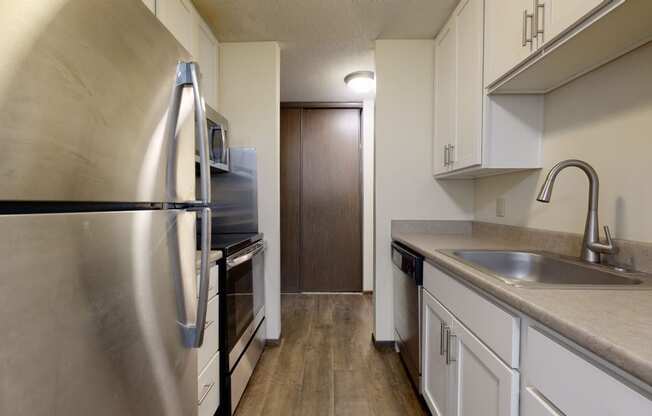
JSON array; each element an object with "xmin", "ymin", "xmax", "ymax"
[
  {"xmin": 198, "ymin": 352, "xmax": 219, "ymax": 416},
  {"xmin": 198, "ymin": 296, "xmax": 219, "ymax": 372},
  {"xmin": 231, "ymin": 319, "xmax": 266, "ymax": 413}
]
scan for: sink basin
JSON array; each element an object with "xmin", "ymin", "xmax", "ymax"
[{"xmin": 443, "ymin": 250, "xmax": 649, "ymax": 288}]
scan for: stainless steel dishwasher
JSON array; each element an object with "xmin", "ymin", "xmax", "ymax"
[{"xmin": 392, "ymin": 241, "xmax": 424, "ymax": 391}]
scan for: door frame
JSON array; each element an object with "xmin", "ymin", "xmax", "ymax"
[{"xmin": 280, "ymin": 102, "xmax": 364, "ymax": 292}]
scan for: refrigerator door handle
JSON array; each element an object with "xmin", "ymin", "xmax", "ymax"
[
  {"xmin": 168, "ymin": 61, "xmax": 211, "ymax": 204},
  {"xmin": 182, "ymin": 207, "xmax": 212, "ymax": 348}
]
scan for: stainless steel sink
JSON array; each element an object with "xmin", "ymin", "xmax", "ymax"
[{"xmin": 441, "ymin": 250, "xmax": 651, "ymax": 288}]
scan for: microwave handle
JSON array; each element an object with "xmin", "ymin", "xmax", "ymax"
[
  {"xmin": 168, "ymin": 61, "xmax": 211, "ymax": 204},
  {"xmin": 219, "ymin": 128, "xmax": 229, "ymax": 166}
]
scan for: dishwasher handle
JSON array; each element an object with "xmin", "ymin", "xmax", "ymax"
[{"xmin": 391, "ymin": 241, "xmax": 424, "ymax": 285}]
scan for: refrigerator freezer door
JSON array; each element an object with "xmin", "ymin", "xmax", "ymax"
[
  {"xmin": 0, "ymin": 210, "xmax": 199, "ymax": 416},
  {"xmin": 0, "ymin": 0, "xmax": 198, "ymax": 203}
]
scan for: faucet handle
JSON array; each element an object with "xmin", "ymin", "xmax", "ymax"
[
  {"xmin": 589, "ymin": 225, "xmax": 619, "ymax": 255},
  {"xmin": 603, "ymin": 225, "xmax": 614, "ymax": 247}
]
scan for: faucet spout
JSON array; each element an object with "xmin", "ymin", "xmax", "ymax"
[{"xmin": 536, "ymin": 159, "xmax": 616, "ymax": 263}]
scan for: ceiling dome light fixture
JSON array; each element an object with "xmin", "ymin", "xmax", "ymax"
[{"xmin": 344, "ymin": 71, "xmax": 375, "ymax": 94}]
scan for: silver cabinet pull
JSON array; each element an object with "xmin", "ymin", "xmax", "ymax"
[
  {"xmin": 439, "ymin": 322, "xmax": 446, "ymax": 356},
  {"xmin": 197, "ymin": 381, "xmax": 216, "ymax": 406},
  {"xmin": 533, "ymin": 0, "xmax": 545, "ymax": 41},
  {"xmin": 445, "ymin": 328, "xmax": 457, "ymax": 365},
  {"xmin": 443, "ymin": 145, "xmax": 448, "ymax": 167},
  {"xmin": 522, "ymin": 9, "xmax": 534, "ymax": 47},
  {"xmin": 449, "ymin": 144, "xmax": 455, "ymax": 165}
]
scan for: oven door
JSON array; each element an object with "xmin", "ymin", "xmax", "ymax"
[{"xmin": 225, "ymin": 240, "xmax": 266, "ymax": 369}]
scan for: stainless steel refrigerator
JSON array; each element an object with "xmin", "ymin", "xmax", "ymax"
[{"xmin": 0, "ymin": 1, "xmax": 214, "ymax": 415}]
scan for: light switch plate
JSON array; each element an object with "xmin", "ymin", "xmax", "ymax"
[{"xmin": 496, "ymin": 198, "xmax": 506, "ymax": 218}]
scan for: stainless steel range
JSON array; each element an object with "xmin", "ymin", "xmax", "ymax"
[{"xmin": 207, "ymin": 148, "xmax": 266, "ymax": 415}]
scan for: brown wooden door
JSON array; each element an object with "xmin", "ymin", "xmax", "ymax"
[
  {"xmin": 280, "ymin": 108, "xmax": 302, "ymax": 292},
  {"xmin": 281, "ymin": 106, "xmax": 363, "ymax": 292},
  {"xmin": 300, "ymin": 108, "xmax": 362, "ymax": 292}
]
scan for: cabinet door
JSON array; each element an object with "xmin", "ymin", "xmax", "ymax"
[
  {"xmin": 449, "ymin": 318, "xmax": 519, "ymax": 416},
  {"xmin": 422, "ymin": 290, "xmax": 454, "ymax": 416},
  {"xmin": 196, "ymin": 20, "xmax": 219, "ymax": 109},
  {"xmin": 484, "ymin": 0, "xmax": 534, "ymax": 86},
  {"xmin": 542, "ymin": 0, "xmax": 612, "ymax": 43},
  {"xmin": 141, "ymin": 0, "xmax": 156, "ymax": 14},
  {"xmin": 452, "ymin": 0, "xmax": 483, "ymax": 171},
  {"xmin": 433, "ymin": 20, "xmax": 457, "ymax": 175},
  {"xmin": 156, "ymin": 0, "xmax": 196, "ymax": 56},
  {"xmin": 522, "ymin": 387, "xmax": 563, "ymax": 416}
]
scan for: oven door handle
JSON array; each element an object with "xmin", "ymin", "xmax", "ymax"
[{"xmin": 226, "ymin": 241, "xmax": 266, "ymax": 270}]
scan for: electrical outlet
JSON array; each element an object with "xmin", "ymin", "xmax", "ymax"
[{"xmin": 496, "ymin": 198, "xmax": 506, "ymax": 218}]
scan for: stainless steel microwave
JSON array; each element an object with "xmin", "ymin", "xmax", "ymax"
[{"xmin": 202, "ymin": 105, "xmax": 230, "ymax": 172}]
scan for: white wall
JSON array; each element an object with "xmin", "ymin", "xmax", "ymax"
[
  {"xmin": 363, "ymin": 99, "xmax": 375, "ymax": 292},
  {"xmin": 475, "ymin": 43, "xmax": 652, "ymax": 243},
  {"xmin": 219, "ymin": 42, "xmax": 282, "ymax": 339},
  {"xmin": 374, "ymin": 40, "xmax": 474, "ymax": 341}
]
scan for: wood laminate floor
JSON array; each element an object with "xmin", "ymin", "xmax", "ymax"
[{"xmin": 234, "ymin": 294, "xmax": 428, "ymax": 416}]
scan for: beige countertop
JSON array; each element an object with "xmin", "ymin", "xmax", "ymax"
[
  {"xmin": 195, "ymin": 250, "xmax": 222, "ymax": 268},
  {"xmin": 392, "ymin": 230, "xmax": 652, "ymax": 388}
]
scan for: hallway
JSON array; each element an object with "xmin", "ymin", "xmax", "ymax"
[{"xmin": 234, "ymin": 294, "xmax": 427, "ymax": 416}]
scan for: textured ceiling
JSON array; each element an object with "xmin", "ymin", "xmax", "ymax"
[{"xmin": 193, "ymin": 0, "xmax": 458, "ymax": 102}]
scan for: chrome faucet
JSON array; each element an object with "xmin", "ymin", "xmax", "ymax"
[{"xmin": 536, "ymin": 159, "xmax": 617, "ymax": 264}]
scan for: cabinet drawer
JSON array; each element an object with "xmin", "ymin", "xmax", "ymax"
[
  {"xmin": 209, "ymin": 264, "xmax": 219, "ymax": 298},
  {"xmin": 423, "ymin": 262, "xmax": 520, "ymax": 367},
  {"xmin": 522, "ymin": 387, "xmax": 562, "ymax": 416},
  {"xmin": 525, "ymin": 327, "xmax": 652, "ymax": 415},
  {"xmin": 198, "ymin": 296, "xmax": 219, "ymax": 372},
  {"xmin": 198, "ymin": 352, "xmax": 220, "ymax": 416},
  {"xmin": 196, "ymin": 264, "xmax": 219, "ymax": 300}
]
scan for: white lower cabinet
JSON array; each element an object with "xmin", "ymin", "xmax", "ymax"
[
  {"xmin": 422, "ymin": 288, "xmax": 518, "ymax": 416},
  {"xmin": 198, "ymin": 352, "xmax": 220, "ymax": 416},
  {"xmin": 448, "ymin": 317, "xmax": 519, "ymax": 416},
  {"xmin": 422, "ymin": 290, "xmax": 454, "ymax": 416},
  {"xmin": 196, "ymin": 262, "xmax": 220, "ymax": 416},
  {"xmin": 524, "ymin": 327, "xmax": 652, "ymax": 416},
  {"xmin": 423, "ymin": 262, "xmax": 652, "ymax": 416},
  {"xmin": 521, "ymin": 387, "xmax": 562, "ymax": 416}
]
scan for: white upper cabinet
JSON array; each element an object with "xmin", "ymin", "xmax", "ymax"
[
  {"xmin": 484, "ymin": 0, "xmax": 533, "ymax": 87},
  {"xmin": 143, "ymin": 0, "xmax": 220, "ymax": 110},
  {"xmin": 433, "ymin": 21, "xmax": 457, "ymax": 175},
  {"xmin": 487, "ymin": 0, "xmax": 652, "ymax": 93},
  {"xmin": 141, "ymin": 0, "xmax": 156, "ymax": 14},
  {"xmin": 433, "ymin": 0, "xmax": 543, "ymax": 179},
  {"xmin": 541, "ymin": 0, "xmax": 612, "ymax": 43},
  {"xmin": 433, "ymin": 0, "xmax": 483, "ymax": 175},
  {"xmin": 157, "ymin": 0, "xmax": 196, "ymax": 56},
  {"xmin": 196, "ymin": 19, "xmax": 219, "ymax": 110},
  {"xmin": 452, "ymin": 0, "xmax": 483, "ymax": 171}
]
